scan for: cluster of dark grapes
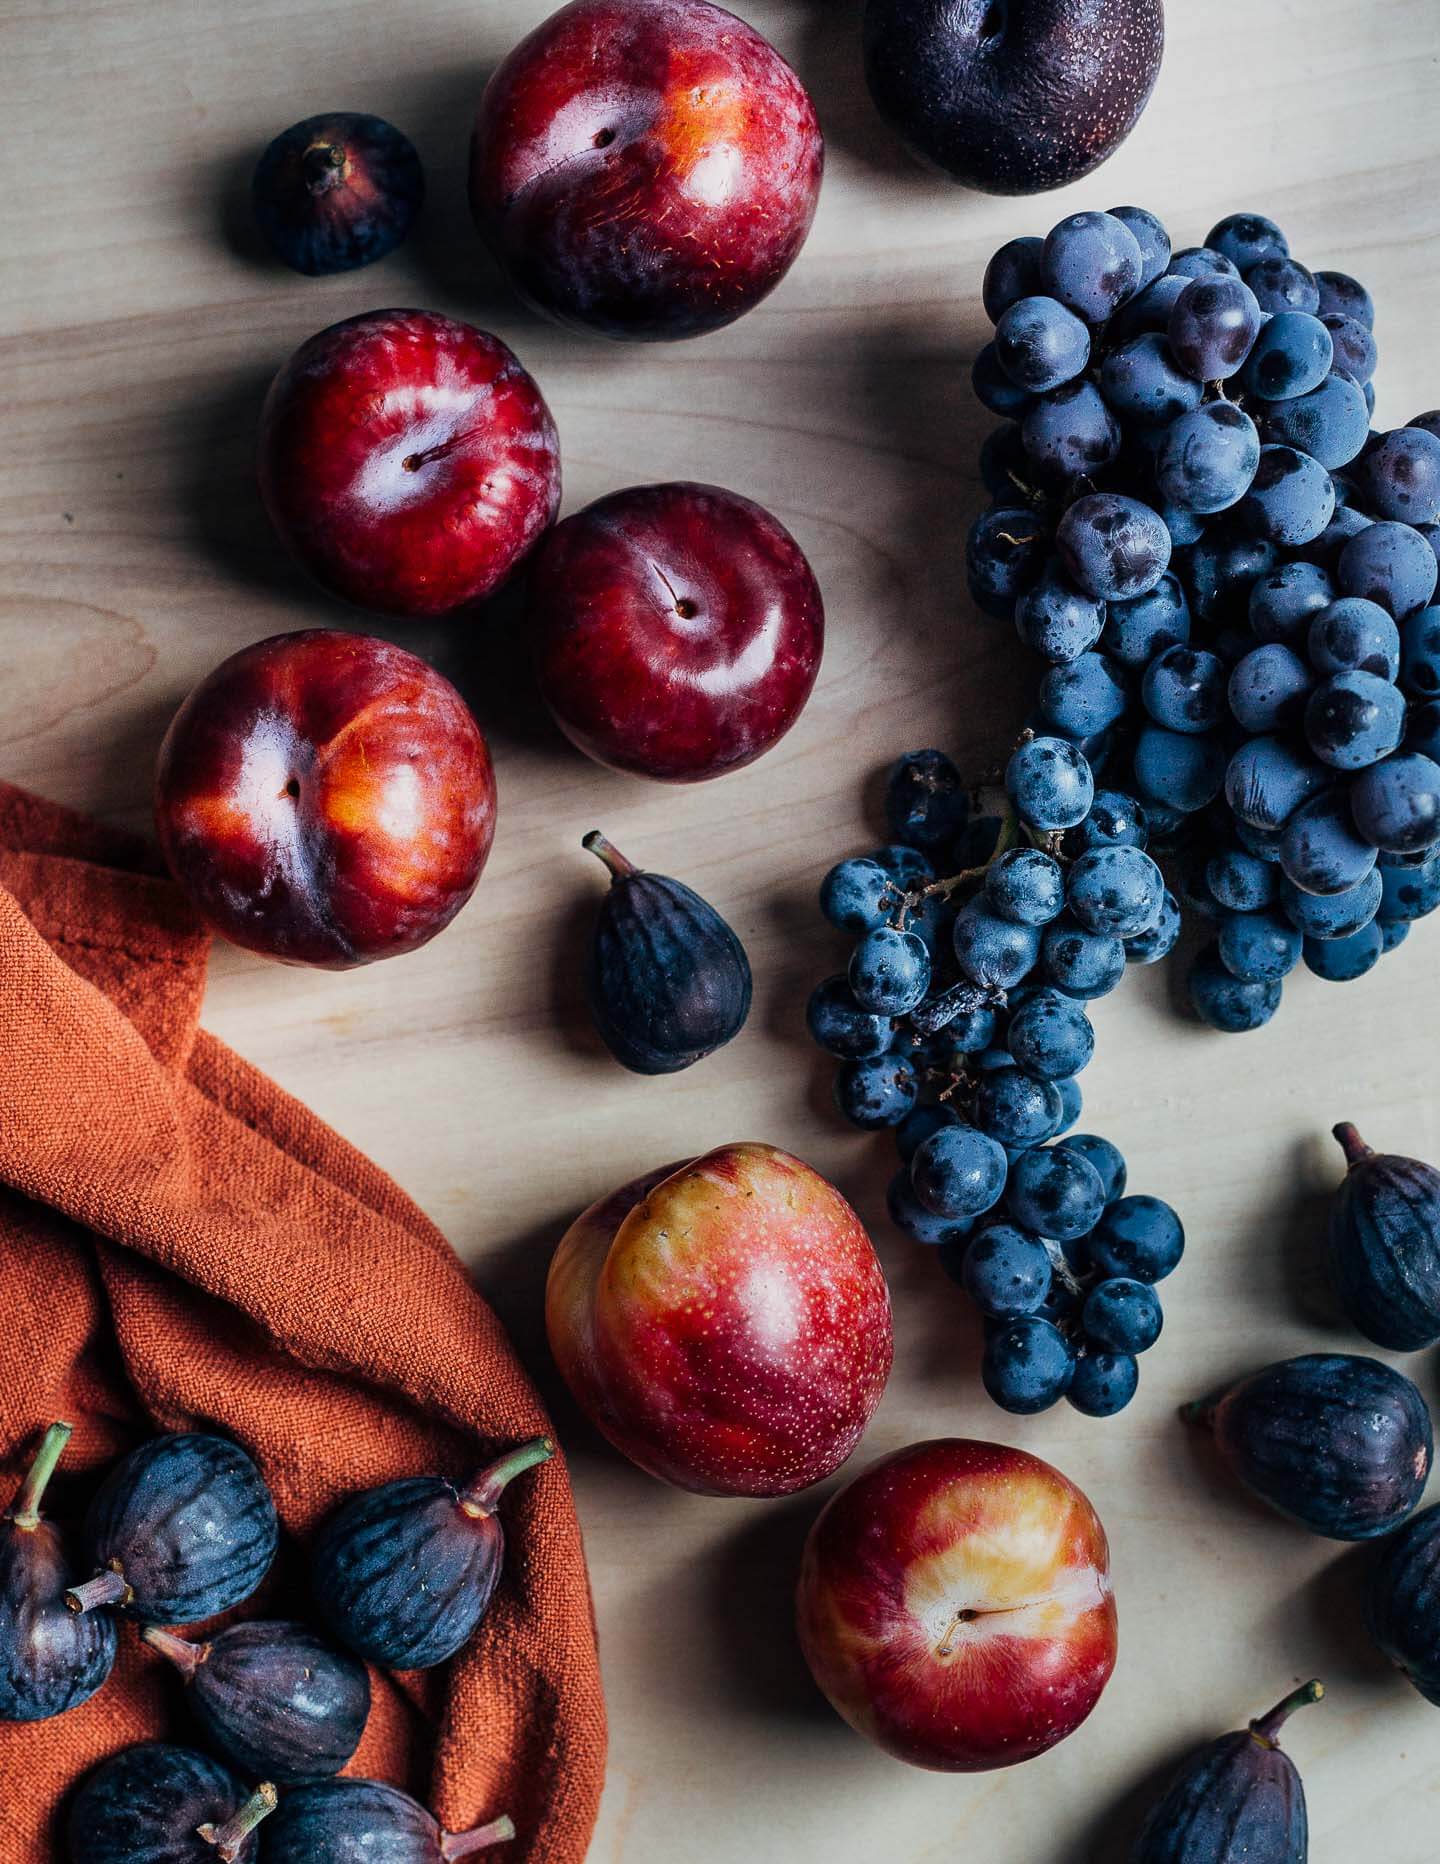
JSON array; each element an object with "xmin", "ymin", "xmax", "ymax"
[
  {"xmin": 969, "ymin": 203, "xmax": 1440, "ymax": 1025},
  {"xmin": 807, "ymin": 745, "xmax": 1184, "ymax": 1417}
]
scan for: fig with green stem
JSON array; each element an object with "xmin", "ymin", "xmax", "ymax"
[
  {"xmin": 67, "ymin": 1742, "xmax": 276, "ymax": 1863},
  {"xmin": 264, "ymin": 1778, "xmax": 514, "ymax": 1862}
]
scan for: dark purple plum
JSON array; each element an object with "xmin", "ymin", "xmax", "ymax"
[
  {"xmin": 252, "ymin": 113, "xmax": 423, "ymax": 276},
  {"xmin": 66, "ymin": 1433, "xmax": 277, "ymax": 1626},
  {"xmin": 1, "ymin": 1421, "xmax": 116, "ymax": 1721},
  {"xmin": 310, "ymin": 1437, "xmax": 552, "ymax": 1669},
  {"xmin": 143, "ymin": 1620, "xmax": 370, "ymax": 1784},
  {"xmin": 1327, "ymin": 1123, "xmax": 1440, "ymax": 1351},
  {"xmin": 1184, "ymin": 1353, "xmax": 1433, "ymax": 1540},
  {"xmin": 862, "ymin": 0, "xmax": 1164, "ymax": 195},
  {"xmin": 264, "ymin": 1779, "xmax": 513, "ymax": 1863},
  {"xmin": 67, "ymin": 1743, "xmax": 276, "ymax": 1864},
  {"xmin": 1367, "ymin": 1503, "xmax": 1440, "ymax": 1705}
]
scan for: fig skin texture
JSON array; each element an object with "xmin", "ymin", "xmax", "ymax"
[
  {"xmin": 1328, "ymin": 1122, "xmax": 1440, "ymax": 1350},
  {"xmin": 1367, "ymin": 1503, "xmax": 1440, "ymax": 1706},
  {"xmin": 66, "ymin": 1742, "xmax": 276, "ymax": 1864},
  {"xmin": 262, "ymin": 1777, "xmax": 514, "ymax": 1862}
]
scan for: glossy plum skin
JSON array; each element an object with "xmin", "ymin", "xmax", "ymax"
[
  {"xmin": 70, "ymin": 1434, "xmax": 278, "ymax": 1627},
  {"xmin": 144, "ymin": 1621, "xmax": 370, "ymax": 1784},
  {"xmin": 67, "ymin": 1742, "xmax": 268, "ymax": 1864},
  {"xmin": 251, "ymin": 113, "xmax": 424, "ymax": 276},
  {"xmin": 796, "ymin": 1438, "xmax": 1117, "ymax": 1770},
  {"xmin": 258, "ymin": 310, "xmax": 560, "ymax": 617},
  {"xmin": 863, "ymin": 0, "xmax": 1164, "ymax": 195},
  {"xmin": 546, "ymin": 1144, "xmax": 893, "ymax": 1496},
  {"xmin": 530, "ymin": 482, "xmax": 824, "ymax": 781},
  {"xmin": 469, "ymin": 0, "xmax": 823, "ymax": 341},
  {"xmin": 155, "ymin": 631, "xmax": 496, "ymax": 968},
  {"xmin": 264, "ymin": 1778, "xmax": 514, "ymax": 1864}
]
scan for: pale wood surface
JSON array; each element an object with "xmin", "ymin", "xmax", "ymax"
[{"xmin": 5, "ymin": 0, "xmax": 1440, "ymax": 1855}]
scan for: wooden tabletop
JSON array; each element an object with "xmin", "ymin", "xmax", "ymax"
[{"xmin": 5, "ymin": 0, "xmax": 1440, "ymax": 1856}]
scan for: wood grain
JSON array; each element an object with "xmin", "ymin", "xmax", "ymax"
[{"xmin": 4, "ymin": 0, "xmax": 1440, "ymax": 1856}]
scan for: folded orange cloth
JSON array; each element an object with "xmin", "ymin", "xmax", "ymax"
[{"xmin": 0, "ymin": 782, "xmax": 606, "ymax": 1860}]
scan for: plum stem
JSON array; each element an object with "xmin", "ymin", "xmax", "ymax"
[
  {"xmin": 65, "ymin": 1563, "xmax": 132, "ymax": 1613},
  {"xmin": 8, "ymin": 1420, "xmax": 72, "ymax": 1529},
  {"xmin": 583, "ymin": 831, "xmax": 639, "ymax": 883},
  {"xmin": 934, "ymin": 1607, "xmax": 979, "ymax": 1656},
  {"xmin": 1334, "ymin": 1122, "xmax": 1374, "ymax": 1168},
  {"xmin": 199, "ymin": 1784, "xmax": 278, "ymax": 1860},
  {"xmin": 440, "ymin": 1815, "xmax": 517, "ymax": 1858},
  {"xmin": 142, "ymin": 1625, "xmax": 207, "ymax": 1679},
  {"xmin": 1249, "ymin": 1678, "xmax": 1324, "ymax": 1748},
  {"xmin": 460, "ymin": 1436, "xmax": 555, "ymax": 1516}
]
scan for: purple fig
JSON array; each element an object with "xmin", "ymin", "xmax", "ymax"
[{"xmin": 1328, "ymin": 1122, "xmax": 1440, "ymax": 1350}]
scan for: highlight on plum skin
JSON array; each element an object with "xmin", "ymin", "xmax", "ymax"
[{"xmin": 251, "ymin": 112, "xmax": 424, "ymax": 276}]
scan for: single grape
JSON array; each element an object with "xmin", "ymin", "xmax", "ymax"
[
  {"xmin": 981, "ymin": 1316, "xmax": 1075, "ymax": 1414},
  {"xmin": 1234, "ymin": 818, "xmax": 1287, "ymax": 862},
  {"xmin": 993, "ymin": 295, "xmax": 1091, "ymax": 394},
  {"xmin": 1132, "ymin": 725, "xmax": 1227, "ymax": 813},
  {"xmin": 1249, "ymin": 559, "xmax": 1337, "ymax": 646},
  {"xmin": 806, "ymin": 975, "xmax": 893, "ymax": 1058},
  {"xmin": 1279, "ymin": 867, "xmax": 1383, "ymax": 940},
  {"xmin": 1082, "ymin": 1276, "xmax": 1164, "ymax": 1353},
  {"xmin": 1039, "ymin": 652, "xmax": 1130, "ymax": 738},
  {"xmin": 1189, "ymin": 945, "xmax": 1283, "ymax": 1032},
  {"xmin": 1400, "ymin": 606, "xmax": 1440, "ymax": 697},
  {"xmin": 871, "ymin": 846, "xmax": 933, "ymax": 893},
  {"xmin": 1142, "ymin": 645, "xmax": 1229, "ymax": 733},
  {"xmin": 1005, "ymin": 735, "xmax": 1095, "ymax": 830},
  {"xmin": 952, "ymin": 900, "xmax": 1042, "ymax": 989},
  {"xmin": 887, "ymin": 1169, "xmax": 974, "ymax": 1246},
  {"xmin": 984, "ymin": 847, "xmax": 1065, "ymax": 926},
  {"xmin": 1237, "ymin": 309, "xmax": 1333, "ymax": 404},
  {"xmin": 911, "ymin": 1122, "xmax": 1009, "ymax": 1220},
  {"xmin": 961, "ymin": 1222, "xmax": 1053, "ymax": 1317},
  {"xmin": 983, "ymin": 236, "xmax": 1045, "ymax": 321},
  {"xmin": 1056, "ymin": 494, "xmax": 1171, "ymax": 602},
  {"xmin": 1040, "ymin": 210, "xmax": 1144, "ymax": 323},
  {"xmin": 1102, "ymin": 574, "xmax": 1190, "ymax": 667},
  {"xmin": 1168, "ymin": 246, "xmax": 1239, "ymax": 280},
  {"xmin": 1124, "ymin": 888, "xmax": 1182, "ymax": 962},
  {"xmin": 973, "ymin": 341, "xmax": 1036, "ymax": 417},
  {"xmin": 1308, "ymin": 597, "xmax": 1401, "ymax": 679},
  {"xmin": 1303, "ymin": 921, "xmax": 1384, "ymax": 981},
  {"xmin": 1078, "ymin": 789, "xmax": 1149, "ymax": 850},
  {"xmin": 1055, "ymin": 1074, "xmax": 1083, "ymax": 1133},
  {"xmin": 834, "ymin": 1055, "xmax": 918, "ymax": 1128},
  {"xmin": 1099, "ymin": 332, "xmax": 1204, "ymax": 426},
  {"xmin": 895, "ymin": 1101, "xmax": 961, "ymax": 1164},
  {"xmin": 1313, "ymin": 502, "xmax": 1375, "ymax": 563},
  {"xmin": 1217, "ymin": 907, "xmax": 1302, "ymax": 982},
  {"xmin": 1380, "ymin": 849, "xmax": 1440, "ymax": 921},
  {"xmin": 1263, "ymin": 371, "xmax": 1371, "ymax": 470},
  {"xmin": 1379, "ymin": 918, "xmax": 1411, "ymax": 952},
  {"xmin": 1206, "ymin": 211, "xmax": 1288, "ymax": 271},
  {"xmin": 1066, "ymin": 846, "xmax": 1166, "ymax": 938},
  {"xmin": 1067, "ymin": 1351, "xmax": 1140, "ymax": 1416},
  {"xmin": 1088, "ymin": 1193, "xmax": 1183, "ymax": 1281},
  {"xmin": 1040, "ymin": 918, "xmax": 1127, "ymax": 999},
  {"xmin": 1022, "ymin": 380, "xmax": 1122, "ymax": 478},
  {"xmin": 1278, "ymin": 789, "xmax": 1378, "ymax": 894},
  {"xmin": 1237, "ymin": 445, "xmax": 1336, "ymax": 546},
  {"xmin": 1409, "ymin": 412, "xmax": 1440, "ymax": 440},
  {"xmin": 1304, "ymin": 669, "xmax": 1406, "ymax": 770},
  {"xmin": 1168, "ymin": 275, "xmax": 1263, "ymax": 381},
  {"xmin": 1014, "ymin": 562, "xmax": 1106, "ymax": 664},
  {"xmin": 1244, "ymin": 256, "xmax": 1319, "ymax": 315},
  {"xmin": 850, "ymin": 925, "xmax": 931, "ymax": 1014},
  {"xmin": 944, "ymin": 1004, "xmax": 998, "ymax": 1054},
  {"xmin": 1349, "ymin": 752, "xmax": 1440, "ymax": 856},
  {"xmin": 1156, "ymin": 401, "xmax": 1261, "ymax": 514},
  {"xmin": 820, "ymin": 857, "xmax": 898, "ymax": 931},
  {"xmin": 1227, "ymin": 643, "xmax": 1313, "ymax": 733},
  {"xmin": 1108, "ymin": 272, "xmax": 1191, "ymax": 346},
  {"xmin": 972, "ymin": 1069, "xmax": 1064, "ymax": 1149},
  {"xmin": 1338, "ymin": 519, "xmax": 1440, "ymax": 620},
  {"xmin": 1005, "ymin": 988, "xmax": 1096, "ymax": 1079},
  {"xmin": 1182, "ymin": 525, "xmax": 1281, "ymax": 623},
  {"xmin": 1057, "ymin": 1133, "xmax": 1127, "ymax": 1204},
  {"xmin": 1225, "ymin": 734, "xmax": 1329, "ymax": 830},
  {"xmin": 1207, "ymin": 848, "xmax": 1279, "ymax": 912},
  {"xmin": 966, "ymin": 505, "xmax": 1046, "ymax": 617},
  {"xmin": 1314, "ymin": 269, "xmax": 1374, "ymax": 328},
  {"xmin": 1006, "ymin": 1144, "xmax": 1106, "ymax": 1241},
  {"xmin": 1109, "ymin": 206, "xmax": 1171, "ymax": 287},
  {"xmin": 885, "ymin": 749, "xmax": 970, "ymax": 849}
]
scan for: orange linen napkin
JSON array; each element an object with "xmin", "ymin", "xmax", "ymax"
[{"xmin": 0, "ymin": 781, "xmax": 606, "ymax": 1860}]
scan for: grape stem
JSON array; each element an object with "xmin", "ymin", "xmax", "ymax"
[
  {"xmin": 898, "ymin": 795, "xmax": 1024, "ymax": 914},
  {"xmin": 7, "ymin": 1420, "xmax": 72, "ymax": 1530}
]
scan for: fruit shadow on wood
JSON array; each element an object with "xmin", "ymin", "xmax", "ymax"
[{"xmin": 792, "ymin": 0, "xmax": 955, "ymax": 185}]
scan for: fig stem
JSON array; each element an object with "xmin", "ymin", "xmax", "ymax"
[
  {"xmin": 199, "ymin": 1784, "xmax": 278, "ymax": 1861},
  {"xmin": 440, "ymin": 1815, "xmax": 517, "ymax": 1858},
  {"xmin": 582, "ymin": 830, "xmax": 638, "ymax": 882},
  {"xmin": 8, "ymin": 1420, "xmax": 72, "ymax": 1529},
  {"xmin": 1178, "ymin": 1395, "xmax": 1217, "ymax": 1429},
  {"xmin": 301, "ymin": 142, "xmax": 347, "ymax": 192},
  {"xmin": 460, "ymin": 1436, "xmax": 555, "ymax": 1516},
  {"xmin": 65, "ymin": 1565, "xmax": 131, "ymax": 1613},
  {"xmin": 142, "ymin": 1625, "xmax": 206, "ymax": 1679},
  {"xmin": 1333, "ymin": 1122, "xmax": 1374, "ymax": 1168},
  {"xmin": 1250, "ymin": 1678, "xmax": 1325, "ymax": 1747}
]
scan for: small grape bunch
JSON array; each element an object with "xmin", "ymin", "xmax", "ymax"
[
  {"xmin": 807, "ymin": 738, "xmax": 1184, "ymax": 1415},
  {"xmin": 969, "ymin": 204, "xmax": 1440, "ymax": 1031}
]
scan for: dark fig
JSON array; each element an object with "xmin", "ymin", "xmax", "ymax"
[
  {"xmin": 1328, "ymin": 1122, "xmax": 1440, "ymax": 1350},
  {"xmin": 263, "ymin": 1778, "xmax": 512, "ymax": 1863},
  {"xmin": 67, "ymin": 1432, "xmax": 278, "ymax": 1625},
  {"xmin": 582, "ymin": 831, "xmax": 752, "ymax": 1074},
  {"xmin": 310, "ymin": 1436, "xmax": 552, "ymax": 1669},
  {"xmin": 67, "ymin": 1742, "xmax": 276, "ymax": 1864},
  {"xmin": 1130, "ymin": 1679, "xmax": 1323, "ymax": 1863},
  {"xmin": 1366, "ymin": 1501, "xmax": 1440, "ymax": 1705},
  {"xmin": 1, "ymin": 1421, "xmax": 117, "ymax": 1721},
  {"xmin": 251, "ymin": 113, "xmax": 424, "ymax": 276},
  {"xmin": 1183, "ymin": 1353, "xmax": 1432, "ymax": 1539},
  {"xmin": 142, "ymin": 1619, "xmax": 370, "ymax": 1784}
]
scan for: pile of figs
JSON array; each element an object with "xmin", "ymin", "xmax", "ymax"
[{"xmin": 0, "ymin": 1420, "xmax": 550, "ymax": 1858}]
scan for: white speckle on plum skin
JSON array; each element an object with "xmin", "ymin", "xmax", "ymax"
[{"xmin": 739, "ymin": 1260, "xmax": 803, "ymax": 1354}]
